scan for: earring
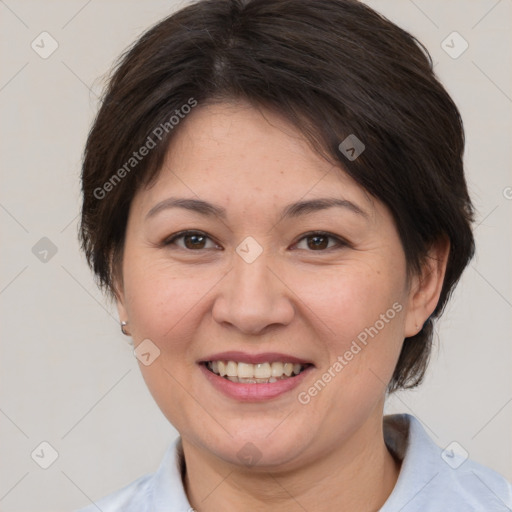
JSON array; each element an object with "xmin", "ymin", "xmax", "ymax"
[{"xmin": 121, "ymin": 321, "xmax": 130, "ymax": 336}]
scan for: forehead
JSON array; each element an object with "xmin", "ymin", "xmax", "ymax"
[{"xmin": 135, "ymin": 101, "xmax": 377, "ymax": 219}]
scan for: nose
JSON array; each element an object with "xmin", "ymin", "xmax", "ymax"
[{"xmin": 212, "ymin": 250, "xmax": 295, "ymax": 335}]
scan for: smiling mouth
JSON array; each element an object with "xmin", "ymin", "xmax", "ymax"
[{"xmin": 203, "ymin": 361, "xmax": 311, "ymax": 384}]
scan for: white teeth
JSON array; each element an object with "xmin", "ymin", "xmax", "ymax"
[
  {"xmin": 238, "ymin": 362, "xmax": 254, "ymax": 379},
  {"xmin": 206, "ymin": 360, "xmax": 306, "ymax": 382},
  {"xmin": 254, "ymin": 363, "xmax": 271, "ymax": 379},
  {"xmin": 271, "ymin": 362, "xmax": 284, "ymax": 377},
  {"xmin": 226, "ymin": 361, "xmax": 238, "ymax": 377}
]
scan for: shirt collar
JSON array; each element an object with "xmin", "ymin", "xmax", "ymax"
[
  {"xmin": 379, "ymin": 413, "xmax": 444, "ymax": 511},
  {"xmin": 150, "ymin": 436, "xmax": 192, "ymax": 511}
]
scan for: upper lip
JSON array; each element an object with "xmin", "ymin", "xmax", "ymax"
[{"xmin": 199, "ymin": 351, "xmax": 314, "ymax": 365}]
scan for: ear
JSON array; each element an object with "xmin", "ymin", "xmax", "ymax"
[{"xmin": 403, "ymin": 236, "xmax": 450, "ymax": 338}]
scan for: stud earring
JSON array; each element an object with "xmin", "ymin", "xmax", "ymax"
[{"xmin": 121, "ymin": 321, "xmax": 130, "ymax": 336}]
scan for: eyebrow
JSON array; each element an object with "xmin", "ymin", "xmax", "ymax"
[
  {"xmin": 279, "ymin": 197, "xmax": 369, "ymax": 221},
  {"xmin": 146, "ymin": 197, "xmax": 227, "ymax": 220},
  {"xmin": 145, "ymin": 196, "xmax": 369, "ymax": 221}
]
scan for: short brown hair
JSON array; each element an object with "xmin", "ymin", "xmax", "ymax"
[{"xmin": 79, "ymin": 0, "xmax": 475, "ymax": 392}]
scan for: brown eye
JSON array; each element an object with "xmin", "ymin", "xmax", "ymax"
[
  {"xmin": 183, "ymin": 233, "xmax": 207, "ymax": 249},
  {"xmin": 306, "ymin": 234, "xmax": 329, "ymax": 250},
  {"xmin": 295, "ymin": 232, "xmax": 347, "ymax": 251},
  {"xmin": 164, "ymin": 231, "xmax": 218, "ymax": 250}
]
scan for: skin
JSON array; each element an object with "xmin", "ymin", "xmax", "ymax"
[{"xmin": 115, "ymin": 101, "xmax": 449, "ymax": 511}]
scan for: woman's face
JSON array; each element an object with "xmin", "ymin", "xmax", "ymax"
[{"xmin": 116, "ymin": 101, "xmax": 429, "ymax": 469}]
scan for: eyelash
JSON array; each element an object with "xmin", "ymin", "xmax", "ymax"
[{"xmin": 162, "ymin": 230, "xmax": 349, "ymax": 252}]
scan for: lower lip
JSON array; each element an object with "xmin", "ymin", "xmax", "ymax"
[{"xmin": 199, "ymin": 364, "xmax": 313, "ymax": 402}]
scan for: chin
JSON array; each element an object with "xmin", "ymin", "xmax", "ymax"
[{"xmin": 196, "ymin": 419, "xmax": 314, "ymax": 470}]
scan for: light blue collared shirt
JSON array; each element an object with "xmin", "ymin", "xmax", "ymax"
[{"xmin": 75, "ymin": 414, "xmax": 512, "ymax": 511}]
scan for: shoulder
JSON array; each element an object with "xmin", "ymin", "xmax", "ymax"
[
  {"xmin": 381, "ymin": 414, "xmax": 512, "ymax": 511},
  {"xmin": 74, "ymin": 438, "xmax": 192, "ymax": 512},
  {"xmin": 438, "ymin": 456, "xmax": 512, "ymax": 507},
  {"xmin": 419, "ymin": 456, "xmax": 512, "ymax": 511},
  {"xmin": 74, "ymin": 473, "xmax": 153, "ymax": 512}
]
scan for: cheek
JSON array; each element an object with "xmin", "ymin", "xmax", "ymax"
[
  {"xmin": 291, "ymin": 262, "xmax": 405, "ymax": 341},
  {"xmin": 122, "ymin": 254, "xmax": 217, "ymax": 342},
  {"xmin": 121, "ymin": 257, "xmax": 219, "ymax": 429},
  {"xmin": 288, "ymin": 261, "xmax": 407, "ymax": 391}
]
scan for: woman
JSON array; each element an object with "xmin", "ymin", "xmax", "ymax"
[{"xmin": 76, "ymin": 0, "xmax": 512, "ymax": 510}]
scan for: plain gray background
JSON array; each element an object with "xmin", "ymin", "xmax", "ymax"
[{"xmin": 0, "ymin": 1, "xmax": 511, "ymax": 510}]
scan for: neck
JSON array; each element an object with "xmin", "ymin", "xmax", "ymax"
[{"xmin": 181, "ymin": 412, "xmax": 401, "ymax": 512}]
